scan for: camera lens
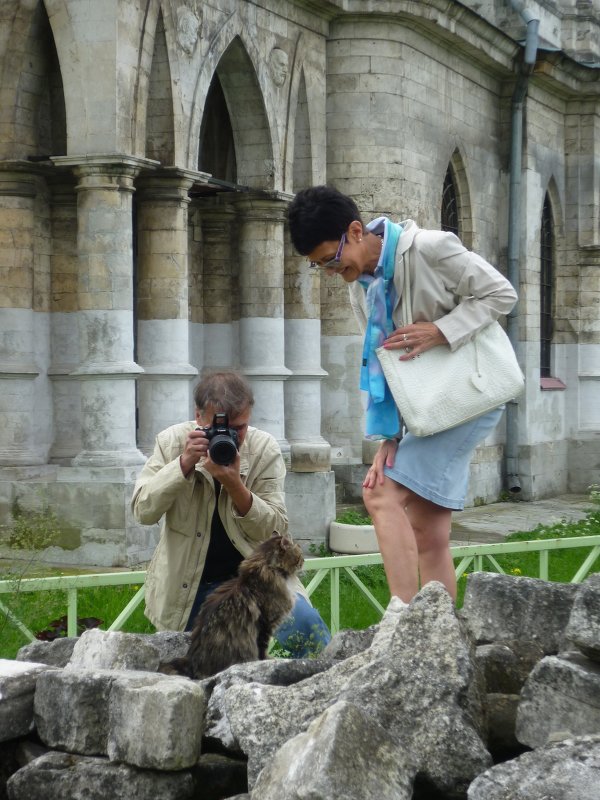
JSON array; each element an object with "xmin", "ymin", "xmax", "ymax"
[{"xmin": 208, "ymin": 435, "xmax": 238, "ymax": 465}]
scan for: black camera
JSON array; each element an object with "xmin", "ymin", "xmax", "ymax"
[{"xmin": 200, "ymin": 413, "xmax": 239, "ymax": 465}]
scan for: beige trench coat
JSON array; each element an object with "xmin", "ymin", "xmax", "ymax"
[
  {"xmin": 348, "ymin": 219, "xmax": 518, "ymax": 345},
  {"xmin": 132, "ymin": 422, "xmax": 307, "ymax": 631}
]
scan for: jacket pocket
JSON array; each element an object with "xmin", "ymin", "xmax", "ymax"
[{"xmin": 165, "ymin": 494, "xmax": 195, "ymax": 536}]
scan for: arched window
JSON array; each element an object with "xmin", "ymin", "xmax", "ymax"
[
  {"xmin": 441, "ymin": 165, "xmax": 459, "ymax": 236},
  {"xmin": 540, "ymin": 194, "xmax": 554, "ymax": 378}
]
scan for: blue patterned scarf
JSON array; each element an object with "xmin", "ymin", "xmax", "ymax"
[{"xmin": 358, "ymin": 218, "xmax": 403, "ymax": 439}]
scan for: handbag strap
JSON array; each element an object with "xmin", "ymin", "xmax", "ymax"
[
  {"xmin": 400, "ymin": 249, "xmax": 413, "ymax": 326},
  {"xmin": 401, "ymin": 241, "xmax": 480, "ymax": 370}
]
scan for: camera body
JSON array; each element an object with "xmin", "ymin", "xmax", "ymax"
[{"xmin": 200, "ymin": 412, "xmax": 239, "ymax": 465}]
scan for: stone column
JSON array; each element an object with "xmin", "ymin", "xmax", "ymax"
[
  {"xmin": 231, "ymin": 193, "xmax": 292, "ymax": 457},
  {"xmin": 0, "ymin": 163, "xmax": 45, "ymax": 465},
  {"xmin": 52, "ymin": 155, "xmax": 149, "ymax": 467},
  {"xmin": 135, "ymin": 169, "xmax": 198, "ymax": 453},
  {"xmin": 199, "ymin": 198, "xmax": 238, "ymax": 370},
  {"xmin": 284, "ymin": 234, "xmax": 330, "ymax": 472},
  {"xmin": 48, "ymin": 177, "xmax": 82, "ymax": 463}
]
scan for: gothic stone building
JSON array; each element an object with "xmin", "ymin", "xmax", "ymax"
[{"xmin": 1, "ymin": 0, "xmax": 599, "ymax": 565}]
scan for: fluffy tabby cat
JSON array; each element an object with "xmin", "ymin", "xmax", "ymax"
[{"xmin": 163, "ymin": 532, "xmax": 304, "ymax": 679}]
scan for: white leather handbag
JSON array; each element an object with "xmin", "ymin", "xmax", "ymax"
[{"xmin": 376, "ymin": 253, "xmax": 524, "ymax": 437}]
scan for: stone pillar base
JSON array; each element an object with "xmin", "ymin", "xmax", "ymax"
[
  {"xmin": 289, "ymin": 440, "xmax": 331, "ymax": 472},
  {"xmin": 284, "ymin": 470, "xmax": 337, "ymax": 553}
]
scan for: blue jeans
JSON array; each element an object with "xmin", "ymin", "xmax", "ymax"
[{"xmin": 185, "ymin": 582, "xmax": 331, "ymax": 658}]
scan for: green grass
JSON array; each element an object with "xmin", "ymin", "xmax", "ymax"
[
  {"xmin": 0, "ymin": 577, "xmax": 155, "ymax": 660},
  {"xmin": 1, "ymin": 501, "xmax": 599, "ymax": 660}
]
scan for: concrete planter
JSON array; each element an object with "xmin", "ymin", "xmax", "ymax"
[{"xmin": 329, "ymin": 521, "xmax": 380, "ymax": 554}]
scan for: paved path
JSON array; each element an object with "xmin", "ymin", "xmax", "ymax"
[{"xmin": 451, "ymin": 494, "xmax": 594, "ymax": 544}]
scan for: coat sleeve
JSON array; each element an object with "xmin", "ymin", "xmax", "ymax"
[
  {"xmin": 416, "ymin": 231, "xmax": 518, "ymax": 351},
  {"xmin": 131, "ymin": 433, "xmax": 193, "ymax": 526},
  {"xmin": 229, "ymin": 434, "xmax": 289, "ymax": 543}
]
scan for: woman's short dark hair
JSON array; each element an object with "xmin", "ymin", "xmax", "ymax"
[
  {"xmin": 287, "ymin": 185, "xmax": 363, "ymax": 255},
  {"xmin": 194, "ymin": 371, "xmax": 254, "ymax": 417}
]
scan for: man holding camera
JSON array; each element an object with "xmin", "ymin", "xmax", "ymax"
[{"xmin": 132, "ymin": 370, "xmax": 330, "ymax": 656}]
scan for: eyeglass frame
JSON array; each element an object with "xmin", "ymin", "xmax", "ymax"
[{"xmin": 308, "ymin": 233, "xmax": 346, "ymax": 270}]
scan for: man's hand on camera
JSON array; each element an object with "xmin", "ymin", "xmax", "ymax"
[{"xmin": 179, "ymin": 428, "xmax": 209, "ymax": 477}]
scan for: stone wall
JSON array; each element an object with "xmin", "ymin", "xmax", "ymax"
[{"xmin": 1, "ymin": 0, "xmax": 600, "ymax": 569}]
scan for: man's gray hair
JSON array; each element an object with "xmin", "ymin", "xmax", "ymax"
[{"xmin": 193, "ymin": 371, "xmax": 255, "ymax": 417}]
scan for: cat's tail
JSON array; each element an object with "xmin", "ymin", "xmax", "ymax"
[{"xmin": 158, "ymin": 656, "xmax": 192, "ymax": 678}]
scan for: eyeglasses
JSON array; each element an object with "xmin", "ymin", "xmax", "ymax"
[{"xmin": 309, "ymin": 233, "xmax": 346, "ymax": 270}]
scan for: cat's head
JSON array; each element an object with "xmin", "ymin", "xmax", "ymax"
[{"xmin": 259, "ymin": 532, "xmax": 304, "ymax": 575}]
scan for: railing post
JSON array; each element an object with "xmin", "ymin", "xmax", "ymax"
[
  {"xmin": 330, "ymin": 567, "xmax": 340, "ymax": 634},
  {"xmin": 539, "ymin": 550, "xmax": 549, "ymax": 581},
  {"xmin": 67, "ymin": 588, "xmax": 78, "ymax": 637}
]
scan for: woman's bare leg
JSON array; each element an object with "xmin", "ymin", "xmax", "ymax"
[
  {"xmin": 363, "ymin": 476, "xmax": 419, "ymax": 602},
  {"xmin": 405, "ymin": 495, "xmax": 456, "ymax": 600}
]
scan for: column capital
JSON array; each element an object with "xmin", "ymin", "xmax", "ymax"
[
  {"xmin": 136, "ymin": 166, "xmax": 206, "ymax": 202},
  {"xmin": 52, "ymin": 155, "xmax": 159, "ymax": 191},
  {"xmin": 229, "ymin": 191, "xmax": 292, "ymax": 222}
]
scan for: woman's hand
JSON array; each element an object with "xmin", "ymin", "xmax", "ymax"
[
  {"xmin": 383, "ymin": 322, "xmax": 448, "ymax": 361},
  {"xmin": 363, "ymin": 439, "xmax": 399, "ymax": 489}
]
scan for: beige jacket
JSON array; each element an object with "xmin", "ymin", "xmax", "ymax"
[
  {"xmin": 132, "ymin": 421, "xmax": 306, "ymax": 631},
  {"xmin": 348, "ymin": 220, "xmax": 518, "ymax": 348}
]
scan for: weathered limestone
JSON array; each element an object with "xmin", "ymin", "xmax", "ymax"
[
  {"xmin": 460, "ymin": 572, "xmax": 579, "ymax": 653},
  {"xmin": 0, "ymin": 166, "xmax": 47, "ymax": 466},
  {"xmin": 516, "ymin": 652, "xmax": 600, "ymax": 748},
  {"xmin": 564, "ymin": 572, "xmax": 600, "ymax": 662},
  {"xmin": 135, "ymin": 169, "xmax": 199, "ymax": 454},
  {"xmin": 198, "ymin": 199, "xmax": 238, "ymax": 369},
  {"xmin": 6, "ymin": 571, "xmax": 600, "ymax": 798},
  {"xmin": 283, "ymin": 239, "xmax": 330, "ymax": 473},
  {"xmin": 220, "ymin": 583, "xmax": 490, "ymax": 791},
  {"xmin": 51, "ymin": 155, "xmax": 150, "ymax": 468},
  {"xmin": 107, "ymin": 673, "xmax": 205, "ymax": 770},
  {"xmin": 34, "ymin": 666, "xmax": 207, "ymax": 766},
  {"xmin": 67, "ymin": 628, "xmax": 160, "ymax": 672},
  {"xmin": 6, "ymin": 751, "xmax": 196, "ymax": 800},
  {"xmin": 0, "ymin": 660, "xmax": 55, "ymax": 743},
  {"xmin": 475, "ymin": 640, "xmax": 545, "ymax": 694},
  {"xmin": 232, "ymin": 194, "xmax": 292, "ymax": 460},
  {"xmin": 251, "ymin": 700, "xmax": 415, "ymax": 800},
  {"xmin": 468, "ymin": 735, "xmax": 600, "ymax": 800}
]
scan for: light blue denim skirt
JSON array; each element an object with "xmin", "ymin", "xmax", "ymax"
[{"xmin": 383, "ymin": 406, "xmax": 505, "ymax": 511}]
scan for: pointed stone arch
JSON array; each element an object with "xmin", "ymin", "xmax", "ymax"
[
  {"xmin": 0, "ymin": 1, "xmax": 66, "ymax": 158},
  {"xmin": 188, "ymin": 18, "xmax": 275, "ymax": 188},
  {"xmin": 290, "ymin": 70, "xmax": 312, "ymax": 193},
  {"xmin": 201, "ymin": 36, "xmax": 274, "ymax": 188},
  {"xmin": 145, "ymin": 8, "xmax": 175, "ymax": 165},
  {"xmin": 198, "ymin": 72, "xmax": 236, "ymax": 182},
  {"xmin": 442, "ymin": 148, "xmax": 473, "ymax": 249}
]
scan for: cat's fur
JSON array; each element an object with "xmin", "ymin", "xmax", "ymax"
[{"xmin": 162, "ymin": 532, "xmax": 304, "ymax": 679}]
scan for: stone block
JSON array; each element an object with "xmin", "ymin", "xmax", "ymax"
[
  {"xmin": 6, "ymin": 751, "xmax": 196, "ymax": 800},
  {"xmin": 460, "ymin": 572, "xmax": 579, "ymax": 653},
  {"xmin": 475, "ymin": 640, "xmax": 544, "ymax": 694},
  {"xmin": 16, "ymin": 638, "xmax": 77, "ymax": 667},
  {"xmin": 107, "ymin": 673, "xmax": 206, "ymax": 770},
  {"xmin": 67, "ymin": 629, "xmax": 160, "ymax": 672},
  {"xmin": 565, "ymin": 573, "xmax": 600, "ymax": 662},
  {"xmin": 34, "ymin": 668, "xmax": 116, "ymax": 755},
  {"xmin": 0, "ymin": 660, "xmax": 54, "ymax": 743},
  {"xmin": 252, "ymin": 701, "xmax": 414, "ymax": 800},
  {"xmin": 516, "ymin": 653, "xmax": 600, "ymax": 748},
  {"xmin": 468, "ymin": 735, "xmax": 600, "ymax": 800}
]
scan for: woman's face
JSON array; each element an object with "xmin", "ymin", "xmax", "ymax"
[{"xmin": 307, "ymin": 221, "xmax": 378, "ymax": 283}]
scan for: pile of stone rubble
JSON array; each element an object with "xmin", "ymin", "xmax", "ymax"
[{"xmin": 1, "ymin": 571, "xmax": 599, "ymax": 799}]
